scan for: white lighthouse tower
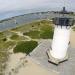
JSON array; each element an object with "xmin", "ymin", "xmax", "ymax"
[{"xmin": 47, "ymin": 7, "xmax": 74, "ymax": 64}]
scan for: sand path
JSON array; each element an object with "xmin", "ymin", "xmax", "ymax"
[
  {"xmin": 70, "ymin": 30, "xmax": 75, "ymax": 48},
  {"xmin": 5, "ymin": 52, "xmax": 58, "ymax": 75}
]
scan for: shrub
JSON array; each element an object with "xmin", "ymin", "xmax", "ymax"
[
  {"xmin": 13, "ymin": 41, "xmax": 38, "ymax": 54},
  {"xmin": 2, "ymin": 38, "xmax": 7, "ymax": 42}
]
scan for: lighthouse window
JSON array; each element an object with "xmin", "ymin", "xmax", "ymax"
[
  {"xmin": 65, "ymin": 19, "xmax": 69, "ymax": 25},
  {"xmin": 53, "ymin": 18, "xmax": 74, "ymax": 26},
  {"xmin": 58, "ymin": 18, "xmax": 70, "ymax": 26},
  {"xmin": 59, "ymin": 18, "xmax": 65, "ymax": 25}
]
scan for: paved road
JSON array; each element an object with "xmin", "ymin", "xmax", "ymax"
[{"xmin": 30, "ymin": 40, "xmax": 75, "ymax": 75}]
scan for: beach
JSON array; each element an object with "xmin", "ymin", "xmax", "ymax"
[
  {"xmin": 70, "ymin": 30, "xmax": 75, "ymax": 48},
  {"xmin": 5, "ymin": 52, "xmax": 58, "ymax": 75}
]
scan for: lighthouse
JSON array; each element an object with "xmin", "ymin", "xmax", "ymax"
[{"xmin": 47, "ymin": 7, "xmax": 74, "ymax": 65}]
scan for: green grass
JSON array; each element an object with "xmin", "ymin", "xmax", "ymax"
[
  {"xmin": 0, "ymin": 31, "xmax": 16, "ymax": 50},
  {"xmin": 0, "ymin": 32, "xmax": 5, "ymax": 39},
  {"xmin": 40, "ymin": 25, "xmax": 54, "ymax": 39},
  {"xmin": 23, "ymin": 20, "xmax": 54, "ymax": 39},
  {"xmin": 0, "ymin": 32, "xmax": 16, "ymax": 75},
  {"xmin": 0, "ymin": 38, "xmax": 7, "ymax": 43},
  {"xmin": 0, "ymin": 51, "xmax": 8, "ymax": 75},
  {"xmin": 4, "ymin": 41, "xmax": 16, "ymax": 49},
  {"xmin": 23, "ymin": 30, "xmax": 40, "ymax": 39},
  {"xmin": 23, "ymin": 26, "xmax": 53, "ymax": 39},
  {"xmin": 0, "ymin": 40, "xmax": 16, "ymax": 74},
  {"xmin": 0, "ymin": 31, "xmax": 16, "ymax": 75},
  {"xmin": 11, "ymin": 20, "xmax": 53, "ymax": 32},
  {"xmin": 2, "ymin": 30, "xmax": 16, "ymax": 36},
  {"xmin": 0, "ymin": 41, "xmax": 16, "ymax": 50},
  {"xmin": 13, "ymin": 41, "xmax": 38, "ymax": 54},
  {"xmin": 10, "ymin": 34, "xmax": 27, "ymax": 41},
  {"xmin": 0, "ymin": 40, "xmax": 15, "ymax": 75}
]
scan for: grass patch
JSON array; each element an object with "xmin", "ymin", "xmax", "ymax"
[
  {"xmin": 0, "ymin": 38, "xmax": 7, "ymax": 43},
  {"xmin": 13, "ymin": 41, "xmax": 38, "ymax": 54},
  {"xmin": 11, "ymin": 20, "xmax": 53, "ymax": 32},
  {"xmin": 2, "ymin": 30, "xmax": 16, "ymax": 37},
  {"xmin": 0, "ymin": 41, "xmax": 16, "ymax": 50},
  {"xmin": 0, "ymin": 40, "xmax": 15, "ymax": 75},
  {"xmin": 23, "ymin": 20, "xmax": 54, "ymax": 39},
  {"xmin": 4, "ymin": 41, "xmax": 16, "ymax": 49},
  {"xmin": 10, "ymin": 34, "xmax": 26, "ymax": 41},
  {"xmin": 0, "ymin": 32, "xmax": 5, "ymax": 39},
  {"xmin": 40, "ymin": 25, "xmax": 54, "ymax": 39},
  {"xmin": 23, "ymin": 30, "xmax": 40, "ymax": 39},
  {"xmin": 23, "ymin": 25, "xmax": 54, "ymax": 39},
  {"xmin": 0, "ymin": 51, "xmax": 8, "ymax": 75}
]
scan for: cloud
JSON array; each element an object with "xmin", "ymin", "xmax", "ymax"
[
  {"xmin": 0, "ymin": 0, "xmax": 49, "ymax": 12},
  {"xmin": 0, "ymin": 0, "xmax": 74, "ymax": 13}
]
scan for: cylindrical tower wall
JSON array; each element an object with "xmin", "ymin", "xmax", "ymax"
[{"xmin": 50, "ymin": 26, "xmax": 71, "ymax": 59}]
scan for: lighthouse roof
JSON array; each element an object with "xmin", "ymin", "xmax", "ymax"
[
  {"xmin": 53, "ymin": 17, "xmax": 74, "ymax": 26},
  {"xmin": 52, "ymin": 7, "xmax": 74, "ymax": 26}
]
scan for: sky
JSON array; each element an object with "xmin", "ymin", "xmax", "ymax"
[
  {"xmin": 0, "ymin": 0, "xmax": 75, "ymax": 20},
  {"xmin": 0, "ymin": 0, "xmax": 74, "ymax": 12}
]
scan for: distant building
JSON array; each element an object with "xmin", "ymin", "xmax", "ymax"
[{"xmin": 53, "ymin": 7, "xmax": 74, "ymax": 15}]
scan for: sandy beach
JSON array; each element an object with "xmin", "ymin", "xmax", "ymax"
[
  {"xmin": 16, "ymin": 56, "xmax": 58, "ymax": 75},
  {"xmin": 5, "ymin": 52, "xmax": 58, "ymax": 75},
  {"xmin": 70, "ymin": 30, "xmax": 75, "ymax": 48}
]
